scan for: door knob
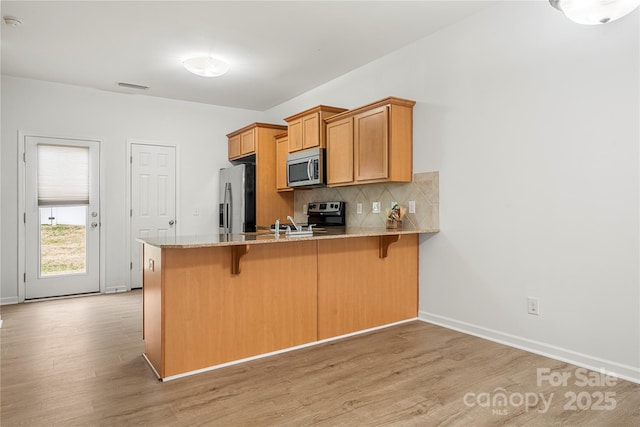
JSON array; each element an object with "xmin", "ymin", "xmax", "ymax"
[{"xmin": 169, "ymin": 220, "xmax": 175, "ymax": 226}]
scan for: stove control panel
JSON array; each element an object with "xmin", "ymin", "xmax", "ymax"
[{"xmin": 307, "ymin": 201, "xmax": 344, "ymax": 214}]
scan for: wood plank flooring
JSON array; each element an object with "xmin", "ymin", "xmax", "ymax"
[{"xmin": 1, "ymin": 291, "xmax": 638, "ymax": 426}]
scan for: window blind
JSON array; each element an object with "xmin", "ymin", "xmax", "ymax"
[{"xmin": 37, "ymin": 144, "xmax": 90, "ymax": 206}]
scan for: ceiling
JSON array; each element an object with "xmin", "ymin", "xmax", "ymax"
[{"xmin": 1, "ymin": 1, "xmax": 497, "ymax": 111}]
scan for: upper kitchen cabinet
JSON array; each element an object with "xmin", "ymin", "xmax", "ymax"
[
  {"xmin": 325, "ymin": 97, "xmax": 415, "ymax": 186},
  {"xmin": 227, "ymin": 123, "xmax": 284, "ymax": 161},
  {"xmin": 275, "ymin": 131, "xmax": 291, "ymax": 192},
  {"xmin": 284, "ymin": 105, "xmax": 347, "ymax": 153},
  {"xmin": 226, "ymin": 123, "xmax": 292, "ymax": 226}
]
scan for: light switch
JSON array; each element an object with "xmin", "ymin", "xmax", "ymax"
[
  {"xmin": 372, "ymin": 202, "xmax": 381, "ymax": 213},
  {"xmin": 357, "ymin": 203, "xmax": 363, "ymax": 214},
  {"xmin": 408, "ymin": 200, "xmax": 416, "ymax": 214}
]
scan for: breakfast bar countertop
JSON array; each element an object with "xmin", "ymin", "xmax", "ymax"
[{"xmin": 137, "ymin": 225, "xmax": 439, "ymax": 249}]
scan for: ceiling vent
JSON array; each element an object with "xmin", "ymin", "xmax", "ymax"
[{"xmin": 117, "ymin": 82, "xmax": 149, "ymax": 90}]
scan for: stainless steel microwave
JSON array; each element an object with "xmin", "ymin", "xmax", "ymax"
[{"xmin": 286, "ymin": 147, "xmax": 326, "ymax": 188}]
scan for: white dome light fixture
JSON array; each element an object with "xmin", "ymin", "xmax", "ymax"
[
  {"xmin": 183, "ymin": 56, "xmax": 230, "ymax": 77},
  {"xmin": 549, "ymin": 0, "xmax": 640, "ymax": 25}
]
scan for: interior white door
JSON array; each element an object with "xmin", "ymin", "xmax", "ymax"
[
  {"xmin": 24, "ymin": 136, "xmax": 100, "ymax": 299},
  {"xmin": 130, "ymin": 143, "xmax": 176, "ymax": 288}
]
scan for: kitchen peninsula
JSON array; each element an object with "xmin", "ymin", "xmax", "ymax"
[{"xmin": 139, "ymin": 225, "xmax": 437, "ymax": 380}]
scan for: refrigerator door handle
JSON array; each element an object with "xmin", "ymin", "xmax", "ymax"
[{"xmin": 224, "ymin": 182, "xmax": 232, "ymax": 233}]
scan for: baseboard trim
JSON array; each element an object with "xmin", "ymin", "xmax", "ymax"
[
  {"xmin": 418, "ymin": 311, "xmax": 640, "ymax": 385},
  {"xmin": 0, "ymin": 297, "xmax": 19, "ymax": 306},
  {"xmin": 105, "ymin": 286, "xmax": 128, "ymax": 294},
  {"xmin": 156, "ymin": 318, "xmax": 418, "ymax": 382}
]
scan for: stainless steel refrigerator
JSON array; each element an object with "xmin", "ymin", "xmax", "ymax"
[{"xmin": 219, "ymin": 163, "xmax": 256, "ymax": 233}]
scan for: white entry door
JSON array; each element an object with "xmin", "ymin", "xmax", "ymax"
[
  {"xmin": 130, "ymin": 143, "xmax": 177, "ymax": 288},
  {"xmin": 24, "ymin": 136, "xmax": 100, "ymax": 299}
]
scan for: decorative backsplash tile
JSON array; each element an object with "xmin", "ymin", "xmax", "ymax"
[{"xmin": 293, "ymin": 171, "xmax": 439, "ymax": 230}]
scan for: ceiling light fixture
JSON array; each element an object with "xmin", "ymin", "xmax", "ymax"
[
  {"xmin": 183, "ymin": 56, "xmax": 230, "ymax": 77},
  {"xmin": 549, "ymin": 0, "xmax": 640, "ymax": 25}
]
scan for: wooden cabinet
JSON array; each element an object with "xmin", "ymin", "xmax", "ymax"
[
  {"xmin": 228, "ymin": 134, "xmax": 242, "ymax": 159},
  {"xmin": 275, "ymin": 132, "xmax": 291, "ymax": 192},
  {"xmin": 228, "ymin": 127, "xmax": 256, "ymax": 160},
  {"xmin": 284, "ymin": 105, "xmax": 347, "ymax": 153},
  {"xmin": 325, "ymin": 97, "xmax": 415, "ymax": 186},
  {"xmin": 226, "ymin": 123, "xmax": 293, "ymax": 226},
  {"xmin": 326, "ymin": 117, "xmax": 354, "ymax": 185}
]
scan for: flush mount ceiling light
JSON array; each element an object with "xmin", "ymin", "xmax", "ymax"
[
  {"xmin": 549, "ymin": 0, "xmax": 640, "ymax": 25},
  {"xmin": 183, "ymin": 56, "xmax": 230, "ymax": 77}
]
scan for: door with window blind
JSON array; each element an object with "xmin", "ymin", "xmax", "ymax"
[{"xmin": 24, "ymin": 136, "xmax": 100, "ymax": 299}]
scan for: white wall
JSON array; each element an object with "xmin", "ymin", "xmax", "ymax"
[
  {"xmin": 265, "ymin": 2, "xmax": 639, "ymax": 381},
  {"xmin": 1, "ymin": 76, "xmax": 261, "ymax": 300}
]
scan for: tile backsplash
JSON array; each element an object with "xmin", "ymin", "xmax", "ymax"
[{"xmin": 293, "ymin": 171, "xmax": 439, "ymax": 230}]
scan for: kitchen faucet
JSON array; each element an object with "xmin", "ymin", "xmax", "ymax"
[{"xmin": 287, "ymin": 216, "xmax": 302, "ymax": 232}]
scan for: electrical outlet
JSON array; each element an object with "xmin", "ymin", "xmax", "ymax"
[
  {"xmin": 372, "ymin": 202, "xmax": 381, "ymax": 213},
  {"xmin": 408, "ymin": 200, "xmax": 416, "ymax": 214},
  {"xmin": 356, "ymin": 203, "xmax": 363, "ymax": 214},
  {"xmin": 527, "ymin": 297, "xmax": 540, "ymax": 316}
]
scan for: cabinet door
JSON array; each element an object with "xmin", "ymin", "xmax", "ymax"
[
  {"xmin": 276, "ymin": 134, "xmax": 291, "ymax": 191},
  {"xmin": 228, "ymin": 134, "xmax": 241, "ymax": 160},
  {"xmin": 354, "ymin": 106, "xmax": 389, "ymax": 182},
  {"xmin": 302, "ymin": 113, "xmax": 320, "ymax": 149},
  {"xmin": 240, "ymin": 128, "xmax": 256, "ymax": 155},
  {"xmin": 288, "ymin": 119, "xmax": 303, "ymax": 152},
  {"xmin": 326, "ymin": 117, "xmax": 354, "ymax": 186}
]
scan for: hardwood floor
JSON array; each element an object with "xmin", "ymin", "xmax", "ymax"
[{"xmin": 1, "ymin": 291, "xmax": 638, "ymax": 426}]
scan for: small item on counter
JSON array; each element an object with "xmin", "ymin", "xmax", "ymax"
[{"xmin": 386, "ymin": 203, "xmax": 406, "ymax": 229}]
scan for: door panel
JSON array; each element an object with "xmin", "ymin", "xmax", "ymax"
[
  {"xmin": 130, "ymin": 144, "xmax": 176, "ymax": 288},
  {"xmin": 354, "ymin": 106, "xmax": 388, "ymax": 181},
  {"xmin": 24, "ymin": 136, "xmax": 100, "ymax": 299}
]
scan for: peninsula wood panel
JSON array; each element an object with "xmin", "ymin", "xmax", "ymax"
[
  {"xmin": 317, "ymin": 235, "xmax": 418, "ymax": 339},
  {"xmin": 160, "ymin": 241, "xmax": 318, "ymax": 377},
  {"xmin": 142, "ymin": 244, "xmax": 163, "ymax": 376}
]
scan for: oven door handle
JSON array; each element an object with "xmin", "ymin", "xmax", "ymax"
[{"xmin": 307, "ymin": 159, "xmax": 313, "ymax": 181}]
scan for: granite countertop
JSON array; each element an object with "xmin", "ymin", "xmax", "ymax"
[{"xmin": 137, "ymin": 225, "xmax": 439, "ymax": 249}]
